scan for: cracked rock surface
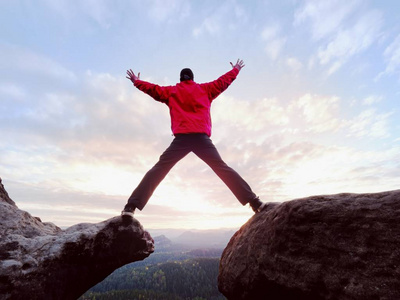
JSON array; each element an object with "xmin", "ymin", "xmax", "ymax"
[
  {"xmin": 0, "ymin": 179, "xmax": 154, "ymax": 300},
  {"xmin": 218, "ymin": 191, "xmax": 400, "ymax": 300}
]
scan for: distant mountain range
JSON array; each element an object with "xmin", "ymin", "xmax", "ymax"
[
  {"xmin": 149, "ymin": 228, "xmax": 237, "ymax": 249},
  {"xmin": 80, "ymin": 228, "xmax": 233, "ymax": 299}
]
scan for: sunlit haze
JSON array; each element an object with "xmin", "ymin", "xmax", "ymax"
[{"xmin": 1, "ymin": 0, "xmax": 399, "ymax": 229}]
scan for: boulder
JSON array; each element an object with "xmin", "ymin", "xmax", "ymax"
[
  {"xmin": 218, "ymin": 191, "xmax": 400, "ymax": 300},
  {"xmin": 0, "ymin": 178, "xmax": 154, "ymax": 300}
]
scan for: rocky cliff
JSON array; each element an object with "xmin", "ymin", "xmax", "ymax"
[
  {"xmin": 0, "ymin": 178, "xmax": 154, "ymax": 300},
  {"xmin": 218, "ymin": 190, "xmax": 400, "ymax": 300}
]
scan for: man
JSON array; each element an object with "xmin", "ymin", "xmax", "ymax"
[{"xmin": 122, "ymin": 59, "xmax": 265, "ymax": 217}]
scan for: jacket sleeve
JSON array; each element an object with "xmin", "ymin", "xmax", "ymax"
[
  {"xmin": 134, "ymin": 80, "xmax": 171, "ymax": 103},
  {"xmin": 200, "ymin": 68, "xmax": 239, "ymax": 101}
]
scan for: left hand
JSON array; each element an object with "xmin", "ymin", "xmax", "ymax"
[{"xmin": 126, "ymin": 69, "xmax": 140, "ymax": 83}]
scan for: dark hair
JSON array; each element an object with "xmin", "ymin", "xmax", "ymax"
[{"xmin": 180, "ymin": 68, "xmax": 194, "ymax": 82}]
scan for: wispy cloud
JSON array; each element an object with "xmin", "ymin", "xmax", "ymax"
[
  {"xmin": 317, "ymin": 10, "xmax": 383, "ymax": 75},
  {"xmin": 193, "ymin": 17, "xmax": 221, "ymax": 37},
  {"xmin": 148, "ymin": 0, "xmax": 190, "ymax": 23},
  {"xmin": 1, "ymin": 0, "xmax": 399, "ymax": 229},
  {"xmin": 192, "ymin": 1, "xmax": 247, "ymax": 37},
  {"xmin": 1, "ymin": 47, "xmax": 172, "ymax": 191},
  {"xmin": 43, "ymin": 0, "xmax": 115, "ymax": 28},
  {"xmin": 294, "ymin": 0, "xmax": 383, "ymax": 75},
  {"xmin": 362, "ymin": 95, "xmax": 382, "ymax": 106},
  {"xmin": 381, "ymin": 34, "xmax": 400, "ymax": 78},
  {"xmin": 0, "ymin": 43, "xmax": 76, "ymax": 82},
  {"xmin": 289, "ymin": 94, "xmax": 342, "ymax": 133},
  {"xmin": 286, "ymin": 57, "xmax": 303, "ymax": 72},
  {"xmin": 260, "ymin": 24, "xmax": 286, "ymax": 60},
  {"xmin": 214, "ymin": 92, "xmax": 398, "ymax": 201},
  {"xmin": 346, "ymin": 109, "xmax": 393, "ymax": 139},
  {"xmin": 294, "ymin": 0, "xmax": 361, "ymax": 41},
  {"xmin": 0, "ymin": 83, "xmax": 26, "ymax": 101}
]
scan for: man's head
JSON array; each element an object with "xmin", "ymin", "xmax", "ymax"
[{"xmin": 180, "ymin": 68, "xmax": 194, "ymax": 82}]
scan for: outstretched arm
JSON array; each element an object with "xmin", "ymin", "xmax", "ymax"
[
  {"xmin": 201, "ymin": 59, "xmax": 244, "ymax": 101},
  {"xmin": 126, "ymin": 69, "xmax": 170, "ymax": 103},
  {"xmin": 230, "ymin": 59, "xmax": 245, "ymax": 71},
  {"xmin": 126, "ymin": 69, "xmax": 140, "ymax": 83}
]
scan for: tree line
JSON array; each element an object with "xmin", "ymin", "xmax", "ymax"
[{"xmin": 79, "ymin": 257, "xmax": 225, "ymax": 300}]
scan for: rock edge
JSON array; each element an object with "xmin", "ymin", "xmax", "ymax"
[{"xmin": 0, "ymin": 179, "xmax": 154, "ymax": 300}]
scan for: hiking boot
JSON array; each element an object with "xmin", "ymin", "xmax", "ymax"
[
  {"xmin": 255, "ymin": 202, "xmax": 267, "ymax": 213},
  {"xmin": 249, "ymin": 197, "xmax": 266, "ymax": 213},
  {"xmin": 121, "ymin": 205, "xmax": 136, "ymax": 217}
]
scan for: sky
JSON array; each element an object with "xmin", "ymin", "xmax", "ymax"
[{"xmin": 1, "ymin": 0, "xmax": 400, "ymax": 230}]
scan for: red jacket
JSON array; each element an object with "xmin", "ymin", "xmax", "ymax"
[{"xmin": 134, "ymin": 68, "xmax": 239, "ymax": 136}]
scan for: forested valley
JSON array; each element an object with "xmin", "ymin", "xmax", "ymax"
[{"xmin": 79, "ymin": 232, "xmax": 230, "ymax": 300}]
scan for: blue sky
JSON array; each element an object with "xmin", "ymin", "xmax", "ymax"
[{"xmin": 1, "ymin": 0, "xmax": 399, "ymax": 229}]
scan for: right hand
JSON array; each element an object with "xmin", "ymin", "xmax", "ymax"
[{"xmin": 230, "ymin": 59, "xmax": 245, "ymax": 71}]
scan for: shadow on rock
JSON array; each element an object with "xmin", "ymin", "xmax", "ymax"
[{"xmin": 0, "ymin": 179, "xmax": 154, "ymax": 300}]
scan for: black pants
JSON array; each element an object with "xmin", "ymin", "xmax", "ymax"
[{"xmin": 126, "ymin": 133, "xmax": 257, "ymax": 210}]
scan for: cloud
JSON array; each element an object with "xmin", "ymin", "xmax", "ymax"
[
  {"xmin": 345, "ymin": 109, "xmax": 393, "ymax": 139},
  {"xmin": 212, "ymin": 95, "xmax": 290, "ymax": 144},
  {"xmin": 0, "ymin": 48, "xmax": 173, "ymax": 192},
  {"xmin": 2, "ymin": 0, "xmax": 399, "ymax": 231},
  {"xmin": 213, "ymin": 93, "xmax": 342, "ymax": 143},
  {"xmin": 148, "ymin": 0, "xmax": 190, "ymax": 23},
  {"xmin": 214, "ymin": 92, "xmax": 397, "ymax": 200},
  {"xmin": 192, "ymin": 1, "xmax": 248, "ymax": 37},
  {"xmin": 193, "ymin": 17, "xmax": 221, "ymax": 37},
  {"xmin": 281, "ymin": 142, "xmax": 400, "ymax": 198},
  {"xmin": 317, "ymin": 10, "xmax": 383, "ymax": 74},
  {"xmin": 289, "ymin": 94, "xmax": 342, "ymax": 133},
  {"xmin": 286, "ymin": 57, "xmax": 303, "ymax": 72},
  {"xmin": 3, "ymin": 83, "xmax": 398, "ymax": 227},
  {"xmin": 0, "ymin": 43, "xmax": 80, "ymax": 145},
  {"xmin": 81, "ymin": 0, "xmax": 115, "ymax": 28},
  {"xmin": 261, "ymin": 25, "xmax": 279, "ymax": 40},
  {"xmin": 0, "ymin": 83, "xmax": 26, "ymax": 101},
  {"xmin": 362, "ymin": 95, "xmax": 382, "ymax": 106},
  {"xmin": 294, "ymin": 0, "xmax": 383, "ymax": 74},
  {"xmin": 381, "ymin": 33, "xmax": 400, "ymax": 78},
  {"xmin": 260, "ymin": 25, "xmax": 286, "ymax": 60},
  {"xmin": 42, "ymin": 0, "xmax": 115, "ymax": 28},
  {"xmin": 0, "ymin": 43, "xmax": 76, "ymax": 82},
  {"xmin": 294, "ymin": 0, "xmax": 361, "ymax": 40}
]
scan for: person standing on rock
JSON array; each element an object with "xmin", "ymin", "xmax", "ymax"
[{"xmin": 122, "ymin": 59, "xmax": 265, "ymax": 217}]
